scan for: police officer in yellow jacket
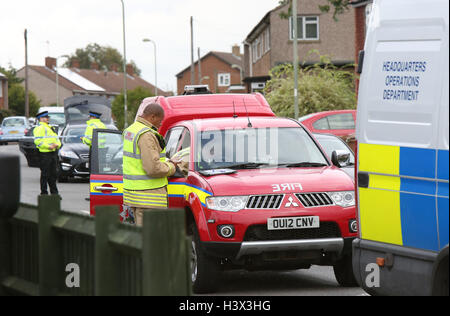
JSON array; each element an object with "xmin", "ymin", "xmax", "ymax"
[
  {"xmin": 82, "ymin": 111, "xmax": 106, "ymax": 147},
  {"xmin": 123, "ymin": 102, "xmax": 178, "ymax": 226},
  {"xmin": 33, "ymin": 111, "xmax": 62, "ymax": 196}
]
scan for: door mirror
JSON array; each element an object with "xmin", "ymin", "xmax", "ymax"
[
  {"xmin": 331, "ymin": 150, "xmax": 351, "ymax": 168},
  {"xmin": 0, "ymin": 154, "xmax": 20, "ymax": 218}
]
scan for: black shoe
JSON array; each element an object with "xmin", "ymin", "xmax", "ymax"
[{"xmin": 85, "ymin": 197, "xmax": 90, "ymax": 201}]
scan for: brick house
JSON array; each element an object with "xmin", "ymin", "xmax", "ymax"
[
  {"xmin": 176, "ymin": 45, "xmax": 245, "ymax": 95},
  {"xmin": 243, "ymin": 0, "xmax": 356, "ymax": 92},
  {"xmin": 0, "ymin": 73, "xmax": 8, "ymax": 110},
  {"xmin": 17, "ymin": 57, "xmax": 170, "ymax": 106}
]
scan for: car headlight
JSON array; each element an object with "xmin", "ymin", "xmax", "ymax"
[
  {"xmin": 206, "ymin": 196, "xmax": 248, "ymax": 212},
  {"xmin": 328, "ymin": 191, "xmax": 355, "ymax": 207},
  {"xmin": 59, "ymin": 150, "xmax": 78, "ymax": 159}
]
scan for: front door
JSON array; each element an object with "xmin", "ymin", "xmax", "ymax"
[{"xmin": 89, "ymin": 129, "xmax": 130, "ymax": 222}]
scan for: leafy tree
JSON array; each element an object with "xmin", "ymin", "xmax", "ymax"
[
  {"xmin": 0, "ymin": 65, "xmax": 41, "ymax": 117},
  {"xmin": 112, "ymin": 86, "xmax": 155, "ymax": 130},
  {"xmin": 63, "ymin": 43, "xmax": 141, "ymax": 76},
  {"xmin": 7, "ymin": 84, "xmax": 41, "ymax": 117},
  {"xmin": 278, "ymin": 0, "xmax": 350, "ymax": 21},
  {"xmin": 264, "ymin": 51, "xmax": 357, "ymax": 118}
]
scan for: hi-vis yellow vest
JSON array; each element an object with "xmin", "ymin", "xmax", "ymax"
[
  {"xmin": 33, "ymin": 122, "xmax": 61, "ymax": 153},
  {"xmin": 123, "ymin": 121, "xmax": 168, "ymax": 191},
  {"xmin": 83, "ymin": 119, "xmax": 106, "ymax": 147}
]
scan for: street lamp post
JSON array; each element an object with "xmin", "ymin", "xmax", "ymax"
[
  {"xmin": 142, "ymin": 38, "xmax": 158, "ymax": 96},
  {"xmin": 120, "ymin": 0, "xmax": 128, "ymax": 128}
]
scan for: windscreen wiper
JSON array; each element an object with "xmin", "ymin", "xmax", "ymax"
[
  {"xmin": 225, "ymin": 162, "xmax": 271, "ymax": 169},
  {"xmin": 279, "ymin": 162, "xmax": 328, "ymax": 168}
]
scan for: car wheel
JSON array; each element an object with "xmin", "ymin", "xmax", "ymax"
[
  {"xmin": 333, "ymin": 254, "xmax": 358, "ymax": 287},
  {"xmin": 190, "ymin": 223, "xmax": 220, "ymax": 294}
]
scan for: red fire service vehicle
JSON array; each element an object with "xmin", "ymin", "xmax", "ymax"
[{"xmin": 89, "ymin": 92, "xmax": 357, "ymax": 293}]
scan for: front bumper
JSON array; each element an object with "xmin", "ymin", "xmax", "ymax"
[{"xmin": 59, "ymin": 157, "xmax": 90, "ymax": 177}]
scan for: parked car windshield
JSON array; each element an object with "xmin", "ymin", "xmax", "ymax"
[
  {"xmin": 197, "ymin": 127, "xmax": 328, "ymax": 170},
  {"xmin": 314, "ymin": 134, "xmax": 355, "ymax": 164},
  {"xmin": 2, "ymin": 117, "xmax": 27, "ymax": 127}
]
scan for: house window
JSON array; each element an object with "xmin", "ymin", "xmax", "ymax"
[
  {"xmin": 0, "ymin": 82, "xmax": 3, "ymax": 98},
  {"xmin": 218, "ymin": 73, "xmax": 230, "ymax": 87},
  {"xmin": 289, "ymin": 16, "xmax": 319, "ymax": 40},
  {"xmin": 264, "ymin": 28, "xmax": 270, "ymax": 53},
  {"xmin": 252, "ymin": 41, "xmax": 258, "ymax": 63}
]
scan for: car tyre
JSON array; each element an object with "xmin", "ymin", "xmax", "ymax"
[
  {"xmin": 333, "ymin": 254, "xmax": 358, "ymax": 287},
  {"xmin": 190, "ymin": 223, "xmax": 220, "ymax": 294}
]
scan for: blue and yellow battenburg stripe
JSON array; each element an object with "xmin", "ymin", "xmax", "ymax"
[
  {"xmin": 90, "ymin": 179, "xmax": 212, "ymax": 208},
  {"xmin": 358, "ymin": 143, "xmax": 449, "ymax": 251},
  {"xmin": 90, "ymin": 180, "xmax": 124, "ymax": 196},
  {"xmin": 167, "ymin": 182, "xmax": 212, "ymax": 207}
]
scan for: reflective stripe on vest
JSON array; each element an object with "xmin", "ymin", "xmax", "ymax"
[
  {"xmin": 33, "ymin": 123, "xmax": 60, "ymax": 153},
  {"xmin": 123, "ymin": 121, "xmax": 168, "ymax": 191}
]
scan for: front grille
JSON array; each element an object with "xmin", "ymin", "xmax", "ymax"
[
  {"xmin": 243, "ymin": 222, "xmax": 341, "ymax": 241},
  {"xmin": 295, "ymin": 193, "xmax": 333, "ymax": 208},
  {"xmin": 246, "ymin": 195, "xmax": 284, "ymax": 209}
]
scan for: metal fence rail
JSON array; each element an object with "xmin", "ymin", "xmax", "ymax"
[{"xmin": 0, "ymin": 195, "xmax": 192, "ymax": 296}]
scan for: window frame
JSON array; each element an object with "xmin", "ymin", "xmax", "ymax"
[
  {"xmin": 217, "ymin": 73, "xmax": 231, "ymax": 87},
  {"xmin": 289, "ymin": 15, "xmax": 319, "ymax": 41}
]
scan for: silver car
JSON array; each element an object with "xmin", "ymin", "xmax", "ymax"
[{"xmin": 0, "ymin": 116, "xmax": 30, "ymax": 144}]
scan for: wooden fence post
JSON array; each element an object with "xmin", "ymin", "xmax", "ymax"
[
  {"xmin": 95, "ymin": 205, "xmax": 121, "ymax": 296},
  {"xmin": 38, "ymin": 195, "xmax": 62, "ymax": 296},
  {"xmin": 142, "ymin": 209, "xmax": 189, "ymax": 296}
]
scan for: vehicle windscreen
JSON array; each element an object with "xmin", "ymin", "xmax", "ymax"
[
  {"xmin": 48, "ymin": 113, "xmax": 66, "ymax": 126},
  {"xmin": 315, "ymin": 135, "xmax": 355, "ymax": 164},
  {"xmin": 66, "ymin": 103, "xmax": 112, "ymax": 124},
  {"xmin": 63, "ymin": 128, "xmax": 84, "ymax": 144},
  {"xmin": 197, "ymin": 127, "xmax": 328, "ymax": 170},
  {"xmin": 2, "ymin": 118, "xmax": 26, "ymax": 127}
]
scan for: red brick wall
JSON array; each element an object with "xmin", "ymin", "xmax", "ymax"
[
  {"xmin": 177, "ymin": 54, "xmax": 241, "ymax": 95},
  {"xmin": 354, "ymin": 6, "xmax": 366, "ymax": 96}
]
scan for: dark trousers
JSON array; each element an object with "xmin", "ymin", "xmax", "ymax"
[{"xmin": 39, "ymin": 151, "xmax": 58, "ymax": 195}]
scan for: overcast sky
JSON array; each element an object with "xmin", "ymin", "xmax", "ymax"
[{"xmin": 0, "ymin": 0, "xmax": 280, "ymax": 93}]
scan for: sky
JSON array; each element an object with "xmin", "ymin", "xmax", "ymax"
[{"xmin": 0, "ymin": 0, "xmax": 281, "ymax": 94}]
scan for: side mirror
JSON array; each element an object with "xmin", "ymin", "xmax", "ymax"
[
  {"xmin": 0, "ymin": 154, "xmax": 20, "ymax": 218},
  {"xmin": 331, "ymin": 150, "xmax": 351, "ymax": 168}
]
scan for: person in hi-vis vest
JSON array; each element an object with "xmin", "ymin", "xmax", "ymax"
[
  {"xmin": 33, "ymin": 111, "xmax": 62, "ymax": 196},
  {"xmin": 82, "ymin": 111, "xmax": 106, "ymax": 147},
  {"xmin": 122, "ymin": 102, "xmax": 179, "ymax": 226}
]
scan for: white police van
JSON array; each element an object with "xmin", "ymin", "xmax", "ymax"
[{"xmin": 353, "ymin": 0, "xmax": 449, "ymax": 295}]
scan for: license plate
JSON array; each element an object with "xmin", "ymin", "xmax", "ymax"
[
  {"xmin": 9, "ymin": 131, "xmax": 19, "ymax": 134},
  {"xmin": 267, "ymin": 216, "xmax": 320, "ymax": 230}
]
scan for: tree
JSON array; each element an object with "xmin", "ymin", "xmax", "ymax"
[
  {"xmin": 0, "ymin": 65, "xmax": 41, "ymax": 117},
  {"xmin": 278, "ymin": 0, "xmax": 350, "ymax": 21},
  {"xmin": 63, "ymin": 43, "xmax": 141, "ymax": 76},
  {"xmin": 112, "ymin": 86, "xmax": 155, "ymax": 130},
  {"xmin": 264, "ymin": 51, "xmax": 357, "ymax": 118}
]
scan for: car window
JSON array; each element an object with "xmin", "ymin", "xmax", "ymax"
[
  {"xmin": 327, "ymin": 113, "xmax": 355, "ymax": 130},
  {"xmin": 313, "ymin": 117, "xmax": 330, "ymax": 130},
  {"xmin": 197, "ymin": 127, "xmax": 328, "ymax": 170},
  {"xmin": 64, "ymin": 128, "xmax": 84, "ymax": 143},
  {"xmin": 165, "ymin": 127, "xmax": 184, "ymax": 158},
  {"xmin": 315, "ymin": 135, "xmax": 355, "ymax": 164},
  {"xmin": 2, "ymin": 118, "xmax": 26, "ymax": 127},
  {"xmin": 179, "ymin": 130, "xmax": 191, "ymax": 151},
  {"xmin": 95, "ymin": 131, "xmax": 123, "ymax": 175}
]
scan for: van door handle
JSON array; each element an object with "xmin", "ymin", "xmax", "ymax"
[{"xmin": 94, "ymin": 186, "xmax": 119, "ymax": 191}]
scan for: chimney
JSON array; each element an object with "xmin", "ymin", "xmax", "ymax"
[
  {"xmin": 126, "ymin": 64, "xmax": 134, "ymax": 76},
  {"xmin": 45, "ymin": 57, "xmax": 56, "ymax": 70},
  {"xmin": 232, "ymin": 44, "xmax": 241, "ymax": 57},
  {"xmin": 71, "ymin": 58, "xmax": 80, "ymax": 69},
  {"xmin": 110, "ymin": 63, "xmax": 119, "ymax": 72},
  {"xmin": 90, "ymin": 62, "xmax": 99, "ymax": 70}
]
